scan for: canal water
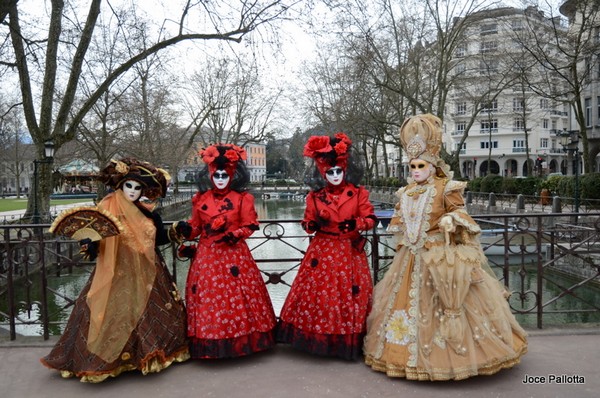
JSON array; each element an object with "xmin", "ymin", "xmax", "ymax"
[{"xmin": 2, "ymin": 197, "xmax": 599, "ymax": 337}]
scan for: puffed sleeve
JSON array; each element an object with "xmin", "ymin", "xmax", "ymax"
[
  {"xmin": 387, "ymin": 199, "xmax": 404, "ymax": 234},
  {"xmin": 301, "ymin": 191, "xmax": 320, "ymax": 233},
  {"xmin": 356, "ymin": 186, "xmax": 377, "ymax": 231},
  {"xmin": 443, "ymin": 180, "xmax": 481, "ymax": 235},
  {"xmin": 239, "ymin": 192, "xmax": 259, "ymax": 229},
  {"xmin": 187, "ymin": 192, "xmax": 204, "ymax": 240}
]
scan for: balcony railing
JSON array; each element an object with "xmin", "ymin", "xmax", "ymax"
[{"xmin": 2, "ymin": 213, "xmax": 600, "ymax": 340}]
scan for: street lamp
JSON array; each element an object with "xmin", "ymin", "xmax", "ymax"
[
  {"xmin": 32, "ymin": 139, "xmax": 55, "ymax": 224},
  {"xmin": 558, "ymin": 129, "xmax": 580, "ymax": 214}
]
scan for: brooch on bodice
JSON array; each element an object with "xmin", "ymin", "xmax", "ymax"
[{"xmin": 405, "ymin": 185, "xmax": 427, "ymax": 199}]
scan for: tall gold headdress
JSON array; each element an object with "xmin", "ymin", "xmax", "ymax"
[{"xmin": 400, "ymin": 114, "xmax": 452, "ymax": 178}]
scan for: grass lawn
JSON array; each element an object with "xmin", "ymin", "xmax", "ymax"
[{"xmin": 0, "ymin": 197, "xmax": 93, "ymax": 212}]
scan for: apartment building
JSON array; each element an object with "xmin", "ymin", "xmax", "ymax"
[
  {"xmin": 445, "ymin": 6, "xmax": 572, "ymax": 179},
  {"xmin": 244, "ymin": 142, "xmax": 267, "ymax": 183}
]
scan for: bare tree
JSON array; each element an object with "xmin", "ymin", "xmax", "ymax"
[
  {"xmin": 304, "ymin": 0, "xmax": 496, "ymax": 177},
  {"xmin": 517, "ymin": 1, "xmax": 600, "ymax": 173},
  {"xmin": 182, "ymin": 56, "xmax": 282, "ymax": 149},
  {"xmin": 0, "ymin": 106, "xmax": 32, "ymax": 198},
  {"xmin": 2, "ymin": 0, "xmax": 291, "ymax": 220}
]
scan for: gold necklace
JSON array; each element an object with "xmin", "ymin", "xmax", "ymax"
[{"xmin": 406, "ymin": 185, "xmax": 427, "ymax": 198}]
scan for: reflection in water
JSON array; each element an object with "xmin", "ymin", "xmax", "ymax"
[{"xmin": 2, "ymin": 198, "xmax": 600, "ymax": 336}]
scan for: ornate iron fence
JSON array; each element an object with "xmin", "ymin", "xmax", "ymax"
[{"xmin": 1, "ymin": 213, "xmax": 600, "ymax": 341}]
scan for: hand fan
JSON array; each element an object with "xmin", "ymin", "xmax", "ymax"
[{"xmin": 49, "ymin": 206, "xmax": 123, "ymax": 241}]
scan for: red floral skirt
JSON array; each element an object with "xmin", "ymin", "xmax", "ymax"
[
  {"xmin": 277, "ymin": 234, "xmax": 372, "ymax": 360},
  {"xmin": 186, "ymin": 241, "xmax": 276, "ymax": 358}
]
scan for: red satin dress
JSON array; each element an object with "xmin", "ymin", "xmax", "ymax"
[
  {"xmin": 277, "ymin": 182, "xmax": 376, "ymax": 360},
  {"xmin": 185, "ymin": 188, "xmax": 276, "ymax": 358}
]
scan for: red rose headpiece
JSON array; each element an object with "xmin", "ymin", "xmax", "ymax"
[
  {"xmin": 303, "ymin": 132, "xmax": 352, "ymax": 176},
  {"xmin": 199, "ymin": 143, "xmax": 247, "ymax": 176}
]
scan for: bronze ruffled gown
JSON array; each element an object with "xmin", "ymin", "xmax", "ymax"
[
  {"xmin": 363, "ymin": 176, "xmax": 527, "ymax": 380},
  {"xmin": 41, "ymin": 191, "xmax": 189, "ymax": 382}
]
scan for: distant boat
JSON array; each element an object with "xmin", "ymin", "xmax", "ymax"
[{"xmin": 375, "ymin": 209, "xmax": 394, "ymax": 229}]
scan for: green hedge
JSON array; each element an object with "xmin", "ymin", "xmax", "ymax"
[{"xmin": 466, "ymin": 173, "xmax": 600, "ymax": 199}]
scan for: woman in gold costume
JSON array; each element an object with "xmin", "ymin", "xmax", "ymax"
[
  {"xmin": 363, "ymin": 114, "xmax": 527, "ymax": 380},
  {"xmin": 41, "ymin": 158, "xmax": 189, "ymax": 382}
]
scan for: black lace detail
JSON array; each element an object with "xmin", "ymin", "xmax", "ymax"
[
  {"xmin": 219, "ymin": 198, "xmax": 234, "ymax": 212},
  {"xmin": 276, "ymin": 321, "xmax": 364, "ymax": 361}
]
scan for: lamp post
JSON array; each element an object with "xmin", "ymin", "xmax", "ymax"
[
  {"xmin": 559, "ymin": 130, "xmax": 580, "ymax": 214},
  {"xmin": 32, "ymin": 140, "xmax": 55, "ymax": 224}
]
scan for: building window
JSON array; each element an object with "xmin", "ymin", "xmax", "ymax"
[
  {"xmin": 480, "ymin": 23, "xmax": 498, "ymax": 35},
  {"xmin": 480, "ymin": 119, "xmax": 498, "ymax": 134},
  {"xmin": 540, "ymin": 138, "xmax": 548, "ymax": 148},
  {"xmin": 480, "ymin": 141, "xmax": 498, "ymax": 149},
  {"xmin": 455, "ymin": 45, "xmax": 466, "ymax": 57},
  {"xmin": 585, "ymin": 97, "xmax": 592, "ymax": 127},
  {"xmin": 513, "ymin": 98, "xmax": 524, "ymax": 112},
  {"xmin": 543, "ymin": 119, "xmax": 549, "ymax": 129},
  {"xmin": 540, "ymin": 98, "xmax": 549, "ymax": 109},
  {"xmin": 454, "ymin": 122, "xmax": 466, "ymax": 136},
  {"xmin": 480, "ymin": 41, "xmax": 497, "ymax": 53},
  {"xmin": 481, "ymin": 100, "xmax": 498, "ymax": 112},
  {"xmin": 513, "ymin": 118, "xmax": 525, "ymax": 131},
  {"xmin": 456, "ymin": 102, "xmax": 467, "ymax": 115},
  {"xmin": 513, "ymin": 139, "xmax": 525, "ymax": 152},
  {"xmin": 454, "ymin": 62, "xmax": 466, "ymax": 75}
]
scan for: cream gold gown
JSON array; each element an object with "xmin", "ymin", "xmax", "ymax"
[{"xmin": 363, "ymin": 175, "xmax": 527, "ymax": 380}]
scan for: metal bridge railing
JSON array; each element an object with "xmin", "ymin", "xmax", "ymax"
[{"xmin": 1, "ymin": 213, "xmax": 599, "ymax": 341}]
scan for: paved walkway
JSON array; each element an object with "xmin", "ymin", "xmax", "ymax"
[{"xmin": 1, "ymin": 328, "xmax": 598, "ymax": 398}]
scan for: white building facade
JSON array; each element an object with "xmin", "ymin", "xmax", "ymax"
[{"xmin": 445, "ymin": 7, "xmax": 572, "ymax": 179}]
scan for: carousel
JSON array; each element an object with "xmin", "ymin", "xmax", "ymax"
[{"xmin": 52, "ymin": 159, "xmax": 99, "ymax": 197}]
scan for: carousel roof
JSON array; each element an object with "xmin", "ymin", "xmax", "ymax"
[{"xmin": 59, "ymin": 159, "xmax": 99, "ymax": 176}]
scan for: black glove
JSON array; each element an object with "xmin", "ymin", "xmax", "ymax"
[
  {"xmin": 79, "ymin": 238, "xmax": 98, "ymax": 261},
  {"xmin": 175, "ymin": 221, "xmax": 192, "ymax": 239},
  {"xmin": 301, "ymin": 220, "xmax": 321, "ymax": 233},
  {"xmin": 177, "ymin": 244, "xmax": 196, "ymax": 259},
  {"xmin": 338, "ymin": 218, "xmax": 357, "ymax": 233},
  {"xmin": 216, "ymin": 232, "xmax": 240, "ymax": 245}
]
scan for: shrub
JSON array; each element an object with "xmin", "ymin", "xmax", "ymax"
[
  {"xmin": 514, "ymin": 176, "xmax": 542, "ymax": 196},
  {"xmin": 580, "ymin": 173, "xmax": 600, "ymax": 201},
  {"xmin": 501, "ymin": 178, "xmax": 518, "ymax": 194},
  {"xmin": 467, "ymin": 177, "xmax": 483, "ymax": 192},
  {"xmin": 479, "ymin": 174, "xmax": 503, "ymax": 193}
]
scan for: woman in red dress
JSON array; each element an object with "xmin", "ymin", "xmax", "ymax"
[
  {"xmin": 175, "ymin": 144, "xmax": 276, "ymax": 358},
  {"xmin": 277, "ymin": 133, "xmax": 377, "ymax": 360}
]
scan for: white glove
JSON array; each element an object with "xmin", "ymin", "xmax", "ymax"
[{"xmin": 439, "ymin": 215, "xmax": 456, "ymax": 233}]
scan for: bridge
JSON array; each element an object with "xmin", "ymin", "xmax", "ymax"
[{"xmin": 0, "ymin": 211, "xmax": 599, "ymax": 397}]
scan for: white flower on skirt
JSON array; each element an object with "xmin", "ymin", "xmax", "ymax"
[{"xmin": 385, "ymin": 310, "xmax": 411, "ymax": 346}]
